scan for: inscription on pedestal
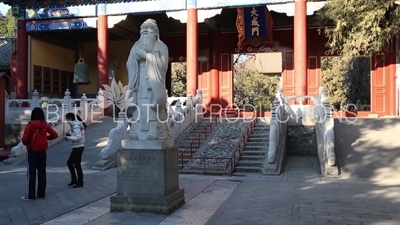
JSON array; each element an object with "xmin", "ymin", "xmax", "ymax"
[
  {"xmin": 117, "ymin": 148, "xmax": 178, "ymax": 197},
  {"xmin": 120, "ymin": 155, "xmax": 157, "ymax": 182}
]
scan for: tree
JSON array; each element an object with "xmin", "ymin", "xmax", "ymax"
[
  {"xmin": 0, "ymin": 9, "xmax": 16, "ymax": 37},
  {"xmin": 0, "ymin": 11, "xmax": 7, "ymax": 37},
  {"xmin": 317, "ymin": 0, "xmax": 397, "ymax": 110},
  {"xmin": 321, "ymin": 56, "xmax": 371, "ymax": 110},
  {"xmin": 233, "ymin": 67, "xmax": 280, "ymax": 111},
  {"xmin": 318, "ymin": 0, "xmax": 400, "ymax": 58},
  {"xmin": 171, "ymin": 62, "xmax": 186, "ymax": 97}
]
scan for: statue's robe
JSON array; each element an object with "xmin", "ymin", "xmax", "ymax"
[{"xmin": 126, "ymin": 39, "xmax": 169, "ymax": 138}]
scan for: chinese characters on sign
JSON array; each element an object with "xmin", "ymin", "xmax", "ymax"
[
  {"xmin": 250, "ymin": 7, "xmax": 259, "ymax": 36},
  {"xmin": 236, "ymin": 6, "xmax": 274, "ymax": 50},
  {"xmin": 243, "ymin": 6, "xmax": 267, "ymax": 38}
]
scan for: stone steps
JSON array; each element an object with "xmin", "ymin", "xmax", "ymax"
[
  {"xmin": 234, "ymin": 121, "xmax": 270, "ymax": 173},
  {"xmin": 235, "ymin": 166, "xmax": 262, "ymax": 173},
  {"xmin": 177, "ymin": 119, "xmax": 215, "ymax": 167}
]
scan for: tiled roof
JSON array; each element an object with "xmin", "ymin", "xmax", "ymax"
[{"xmin": 0, "ymin": 41, "xmax": 11, "ymax": 72}]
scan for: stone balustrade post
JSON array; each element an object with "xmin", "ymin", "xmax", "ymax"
[
  {"xmin": 175, "ymin": 99, "xmax": 183, "ymax": 134},
  {"xmin": 118, "ymin": 109, "xmax": 128, "ymax": 139},
  {"xmin": 118, "ymin": 109, "xmax": 125, "ymax": 122},
  {"xmin": 195, "ymin": 89, "xmax": 203, "ymax": 118},
  {"xmin": 323, "ymin": 100, "xmax": 332, "ymax": 119},
  {"xmin": 31, "ymin": 90, "xmax": 39, "ymax": 110},
  {"xmin": 61, "ymin": 102, "xmax": 68, "ymax": 133},
  {"xmin": 61, "ymin": 102, "xmax": 67, "ymax": 117},
  {"xmin": 186, "ymin": 93, "xmax": 193, "ymax": 108},
  {"xmin": 277, "ymin": 87, "xmax": 284, "ymax": 104},
  {"xmin": 64, "ymin": 89, "xmax": 72, "ymax": 111},
  {"xmin": 271, "ymin": 104, "xmax": 277, "ymax": 121},
  {"xmin": 319, "ymin": 86, "xmax": 328, "ymax": 103},
  {"xmin": 273, "ymin": 98, "xmax": 280, "ymax": 120},
  {"xmin": 97, "ymin": 88, "xmax": 104, "ymax": 116},
  {"xmin": 196, "ymin": 89, "xmax": 202, "ymax": 104},
  {"xmin": 186, "ymin": 93, "xmax": 193, "ymax": 123},
  {"xmin": 80, "ymin": 93, "xmax": 88, "ymax": 122}
]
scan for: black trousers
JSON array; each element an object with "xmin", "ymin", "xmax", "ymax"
[
  {"xmin": 67, "ymin": 147, "xmax": 84, "ymax": 184},
  {"xmin": 27, "ymin": 149, "xmax": 47, "ymax": 199}
]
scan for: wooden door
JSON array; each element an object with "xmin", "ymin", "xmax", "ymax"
[
  {"xmin": 282, "ymin": 51, "xmax": 295, "ymax": 97},
  {"xmin": 198, "ymin": 60, "xmax": 211, "ymax": 106},
  {"xmin": 371, "ymin": 54, "xmax": 395, "ymax": 116},
  {"xmin": 307, "ymin": 56, "xmax": 320, "ymax": 95}
]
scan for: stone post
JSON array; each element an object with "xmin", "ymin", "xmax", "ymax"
[
  {"xmin": 270, "ymin": 102, "xmax": 277, "ymax": 122},
  {"xmin": 80, "ymin": 93, "xmax": 88, "ymax": 123},
  {"xmin": 97, "ymin": 88, "xmax": 104, "ymax": 116},
  {"xmin": 195, "ymin": 89, "xmax": 203, "ymax": 119},
  {"xmin": 31, "ymin": 90, "xmax": 39, "ymax": 110},
  {"xmin": 186, "ymin": 93, "xmax": 193, "ymax": 123},
  {"xmin": 175, "ymin": 99, "xmax": 183, "ymax": 134},
  {"xmin": 61, "ymin": 102, "xmax": 68, "ymax": 133},
  {"xmin": 118, "ymin": 109, "xmax": 128, "ymax": 140},
  {"xmin": 64, "ymin": 89, "xmax": 72, "ymax": 112},
  {"xmin": 196, "ymin": 89, "xmax": 202, "ymax": 103},
  {"xmin": 273, "ymin": 98, "xmax": 281, "ymax": 135},
  {"xmin": 323, "ymin": 100, "xmax": 332, "ymax": 119}
]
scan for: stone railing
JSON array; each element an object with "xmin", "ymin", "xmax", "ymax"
[
  {"xmin": 99, "ymin": 89, "xmax": 203, "ymax": 161},
  {"xmin": 266, "ymin": 87, "xmax": 288, "ymax": 164},
  {"xmin": 6, "ymin": 90, "xmax": 104, "ymax": 162},
  {"xmin": 314, "ymin": 87, "xmax": 338, "ymax": 176},
  {"xmin": 268, "ymin": 86, "xmax": 337, "ymax": 176},
  {"xmin": 5, "ymin": 89, "xmax": 100, "ymax": 120}
]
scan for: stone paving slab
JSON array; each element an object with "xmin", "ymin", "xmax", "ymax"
[
  {"xmin": 0, "ymin": 118, "xmax": 118, "ymax": 225},
  {"xmin": 0, "ymin": 168, "xmax": 116, "ymax": 225},
  {"xmin": 206, "ymin": 174, "xmax": 400, "ymax": 225},
  {"xmin": 43, "ymin": 177, "xmax": 238, "ymax": 225}
]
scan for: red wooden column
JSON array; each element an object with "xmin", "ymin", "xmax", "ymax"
[
  {"xmin": 186, "ymin": 1, "xmax": 198, "ymax": 96},
  {"xmin": 210, "ymin": 31, "xmax": 220, "ymax": 107},
  {"xmin": 16, "ymin": 20, "xmax": 28, "ymax": 99},
  {"xmin": 294, "ymin": 0, "xmax": 307, "ymax": 96},
  {"xmin": 97, "ymin": 6, "xmax": 109, "ymax": 116}
]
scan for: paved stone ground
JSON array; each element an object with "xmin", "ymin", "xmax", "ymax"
[
  {"xmin": 0, "ymin": 118, "xmax": 118, "ymax": 225},
  {"xmin": 0, "ymin": 118, "xmax": 399, "ymax": 225},
  {"xmin": 206, "ymin": 156, "xmax": 400, "ymax": 225}
]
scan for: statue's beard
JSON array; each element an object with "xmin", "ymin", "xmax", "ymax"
[{"xmin": 138, "ymin": 33, "xmax": 157, "ymax": 52}]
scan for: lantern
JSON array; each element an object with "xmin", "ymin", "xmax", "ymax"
[{"xmin": 73, "ymin": 53, "xmax": 89, "ymax": 85}]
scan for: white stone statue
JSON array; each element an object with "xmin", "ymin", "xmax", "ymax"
[{"xmin": 126, "ymin": 18, "xmax": 170, "ymax": 141}]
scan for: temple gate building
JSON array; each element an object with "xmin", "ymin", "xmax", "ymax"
[{"xmin": 1, "ymin": 0, "xmax": 398, "ymax": 117}]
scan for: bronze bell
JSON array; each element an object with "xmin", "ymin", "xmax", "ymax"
[{"xmin": 73, "ymin": 56, "xmax": 89, "ymax": 85}]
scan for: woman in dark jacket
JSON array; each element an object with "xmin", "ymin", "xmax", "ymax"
[{"xmin": 21, "ymin": 107, "xmax": 58, "ymax": 200}]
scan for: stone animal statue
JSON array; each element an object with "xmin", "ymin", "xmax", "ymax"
[
  {"xmin": 100, "ymin": 122, "xmax": 128, "ymax": 160},
  {"xmin": 10, "ymin": 141, "xmax": 27, "ymax": 157}
]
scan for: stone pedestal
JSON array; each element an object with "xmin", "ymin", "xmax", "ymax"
[{"xmin": 110, "ymin": 139, "xmax": 184, "ymax": 214}]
